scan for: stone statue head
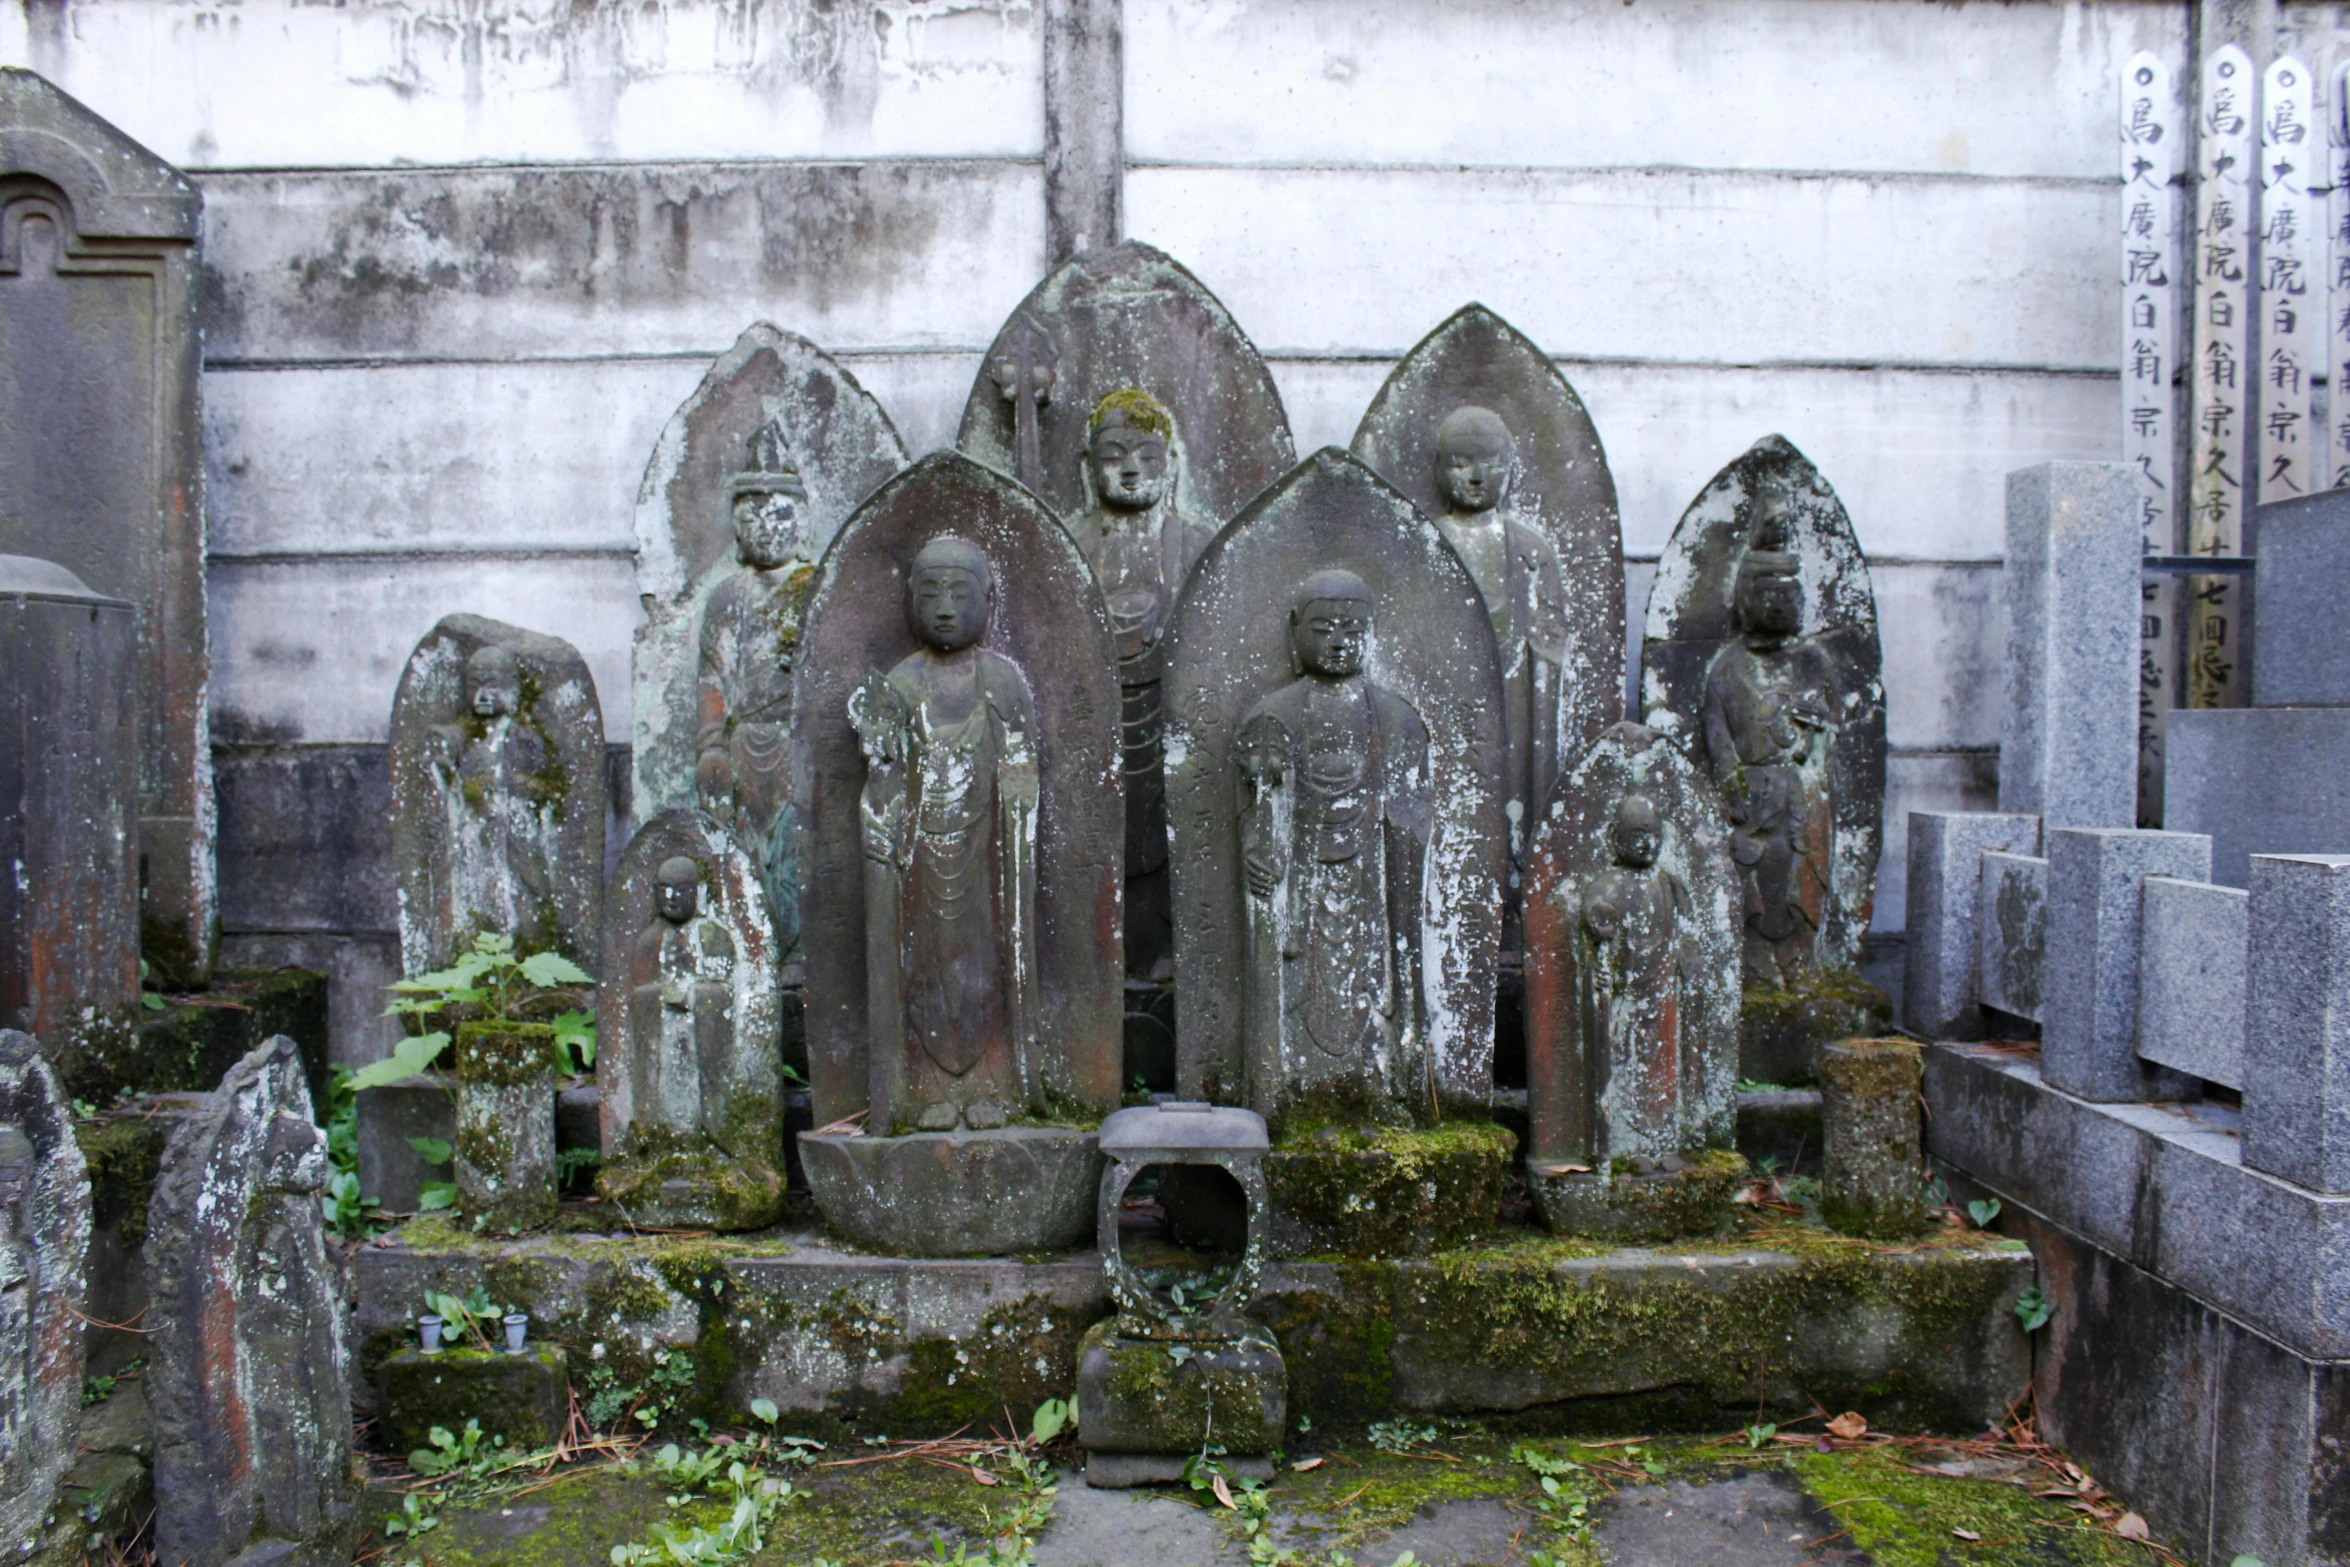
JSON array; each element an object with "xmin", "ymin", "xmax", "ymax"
[
  {"xmin": 1087, "ymin": 390, "xmax": 1174, "ymax": 513},
  {"xmin": 1435, "ymin": 406, "xmax": 1516, "ymax": 516},
  {"xmin": 1290, "ymin": 569, "xmax": 1374, "ymax": 679},
  {"xmin": 467, "ymin": 644, "xmax": 521, "ymax": 719},
  {"xmin": 731, "ymin": 416, "xmax": 809, "ymax": 571},
  {"xmin": 655, "ymin": 856, "xmax": 702, "ymax": 924},
  {"xmin": 1734, "ymin": 482, "xmax": 1804, "ymax": 640},
  {"xmin": 907, "ymin": 535, "xmax": 995, "ymax": 654},
  {"xmin": 1609, "ymin": 793, "xmax": 1663, "ymax": 870}
]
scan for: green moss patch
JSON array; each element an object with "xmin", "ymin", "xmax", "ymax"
[
  {"xmin": 1265, "ymin": 1119, "xmax": 1517, "ymax": 1257},
  {"xmin": 1791, "ymin": 1446, "xmax": 2149, "ymax": 1567}
]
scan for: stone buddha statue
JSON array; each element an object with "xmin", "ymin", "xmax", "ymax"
[
  {"xmin": 850, "ymin": 536, "xmax": 1043, "ymax": 1134},
  {"xmin": 1699, "ymin": 486, "xmax": 1840, "ymax": 988},
  {"xmin": 1066, "ymin": 390, "xmax": 1218, "ymax": 976},
  {"xmin": 697, "ymin": 416, "xmax": 814, "ymax": 968},
  {"xmin": 424, "ymin": 642, "xmax": 556, "ymax": 954},
  {"xmin": 624, "ymin": 856, "xmax": 738, "ymax": 1139},
  {"xmin": 1578, "ymin": 792, "xmax": 1694, "ymax": 1158},
  {"xmin": 1431, "ymin": 406, "xmax": 1571, "ymax": 896},
  {"xmin": 1236, "ymin": 570, "xmax": 1433, "ymax": 1123}
]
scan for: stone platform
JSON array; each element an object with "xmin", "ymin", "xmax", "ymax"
[{"xmin": 350, "ymin": 1212, "xmax": 2032, "ymax": 1444}]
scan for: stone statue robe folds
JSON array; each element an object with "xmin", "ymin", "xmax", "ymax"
[
  {"xmin": 426, "ymin": 715, "xmax": 557, "ymax": 954},
  {"xmin": 627, "ymin": 913, "xmax": 737, "ymax": 1139},
  {"xmin": 1440, "ymin": 510, "xmax": 1571, "ymax": 871},
  {"xmin": 1578, "ymin": 860, "xmax": 1692, "ymax": 1156},
  {"xmin": 1700, "ymin": 636, "xmax": 1839, "ymax": 987},
  {"xmin": 699, "ymin": 565, "xmax": 813, "ymax": 955}
]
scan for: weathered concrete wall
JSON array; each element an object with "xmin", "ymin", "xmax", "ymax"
[{"xmin": 0, "ymin": 0, "xmax": 2185, "ymax": 972}]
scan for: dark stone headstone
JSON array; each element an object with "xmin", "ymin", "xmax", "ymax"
[
  {"xmin": 0, "ymin": 1029, "xmax": 90, "ymax": 1553},
  {"xmin": 389, "ymin": 614, "xmax": 608, "ymax": 977},
  {"xmin": 0, "ymin": 70, "xmax": 212, "ymax": 982},
  {"xmin": 631, "ymin": 324, "xmax": 907, "ymax": 956},
  {"xmin": 1523, "ymin": 721, "xmax": 1743, "ymax": 1238},
  {"xmin": 956, "ymin": 241, "xmax": 1296, "ymax": 977},
  {"xmin": 0, "ymin": 556, "xmax": 137, "ymax": 1055},
  {"xmin": 794, "ymin": 453, "xmax": 1122, "ymax": 1252},
  {"xmin": 148, "ymin": 1037, "xmax": 358, "ymax": 1567},
  {"xmin": 1641, "ymin": 436, "xmax": 1887, "ymax": 1079},
  {"xmin": 1352, "ymin": 304, "xmax": 1628, "ymax": 889},
  {"xmin": 596, "ymin": 808, "xmax": 785, "ymax": 1230},
  {"xmin": 1167, "ymin": 448, "xmax": 1507, "ymax": 1130}
]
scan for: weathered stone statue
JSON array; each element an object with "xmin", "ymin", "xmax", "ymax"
[
  {"xmin": 695, "ymin": 417, "xmax": 817, "ymax": 964},
  {"xmin": 148, "ymin": 1037, "xmax": 358, "ymax": 1567},
  {"xmin": 597, "ymin": 810, "xmax": 785, "ymax": 1231},
  {"xmin": 795, "ymin": 453, "xmax": 1122, "ymax": 1255},
  {"xmin": 1524, "ymin": 722, "xmax": 1742, "ymax": 1239},
  {"xmin": 851, "ymin": 536, "xmax": 1043, "ymax": 1131},
  {"xmin": 1641, "ymin": 436, "xmax": 1886, "ymax": 1081},
  {"xmin": 1168, "ymin": 449, "xmax": 1508, "ymax": 1135},
  {"xmin": 632, "ymin": 323, "xmax": 907, "ymax": 836},
  {"xmin": 1351, "ymin": 305, "xmax": 1628, "ymax": 907},
  {"xmin": 1235, "ymin": 570, "xmax": 1433, "ymax": 1122},
  {"xmin": 0, "ymin": 1029, "xmax": 90, "ymax": 1556},
  {"xmin": 391, "ymin": 615, "xmax": 607, "ymax": 976}
]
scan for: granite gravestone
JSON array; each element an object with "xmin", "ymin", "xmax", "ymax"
[
  {"xmin": 0, "ymin": 1030, "xmax": 89, "ymax": 1555},
  {"xmin": 389, "ymin": 615, "xmax": 608, "ymax": 978},
  {"xmin": 794, "ymin": 453, "xmax": 1122, "ymax": 1255},
  {"xmin": 1351, "ymin": 304, "xmax": 1627, "ymax": 914},
  {"xmin": 956, "ymin": 241, "xmax": 1295, "ymax": 975},
  {"xmin": 1168, "ymin": 449, "xmax": 1508, "ymax": 1131},
  {"xmin": 1641, "ymin": 437, "xmax": 1887, "ymax": 1081},
  {"xmin": 597, "ymin": 808, "xmax": 785, "ymax": 1231},
  {"xmin": 0, "ymin": 70, "xmax": 213, "ymax": 982},
  {"xmin": 148, "ymin": 1037, "xmax": 358, "ymax": 1567},
  {"xmin": 1523, "ymin": 721, "xmax": 1743, "ymax": 1237},
  {"xmin": 632, "ymin": 324, "xmax": 907, "ymax": 962},
  {"xmin": 0, "ymin": 557, "xmax": 137, "ymax": 1055}
]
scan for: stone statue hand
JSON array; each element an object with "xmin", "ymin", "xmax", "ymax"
[
  {"xmin": 696, "ymin": 747, "xmax": 734, "ymax": 814},
  {"xmin": 1584, "ymin": 899, "xmax": 1622, "ymax": 941},
  {"xmin": 1242, "ymin": 833, "xmax": 1285, "ymax": 900}
]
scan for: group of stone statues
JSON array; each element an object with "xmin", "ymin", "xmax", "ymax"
[{"xmin": 382, "ymin": 240, "xmax": 1886, "ymax": 1251}]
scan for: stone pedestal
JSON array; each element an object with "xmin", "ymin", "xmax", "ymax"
[
  {"xmin": 1902, "ymin": 811, "xmax": 2041, "ymax": 1040},
  {"xmin": 378, "ymin": 1345, "xmax": 569, "ymax": 1455},
  {"xmin": 799, "ymin": 1128, "xmax": 1099, "ymax": 1256},
  {"xmin": 1262, "ymin": 1121, "xmax": 1515, "ymax": 1258},
  {"xmin": 1527, "ymin": 1149, "xmax": 1746, "ymax": 1243},
  {"xmin": 2043, "ymin": 827, "xmax": 2203, "ymax": 1103},
  {"xmin": 1076, "ymin": 1322, "xmax": 1285, "ymax": 1485},
  {"xmin": 2243, "ymin": 854, "xmax": 2350, "ymax": 1193},
  {"xmin": 1739, "ymin": 968, "xmax": 1891, "ymax": 1086},
  {"xmin": 1819, "ymin": 1039, "xmax": 1930, "ymax": 1238},
  {"xmin": 454, "ymin": 1023, "xmax": 557, "ymax": 1235},
  {"xmin": 2166, "ymin": 707, "xmax": 2350, "ymax": 889},
  {"xmin": 356, "ymin": 1072, "xmax": 455, "ymax": 1214}
]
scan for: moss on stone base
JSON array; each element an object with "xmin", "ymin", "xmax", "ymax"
[
  {"xmin": 378, "ymin": 1345, "xmax": 570, "ymax": 1453},
  {"xmin": 1264, "ymin": 1119, "xmax": 1517, "ymax": 1257},
  {"xmin": 596, "ymin": 1136, "xmax": 785, "ymax": 1232},
  {"xmin": 1741, "ymin": 966, "xmax": 1892, "ymax": 1086},
  {"xmin": 52, "ymin": 967, "xmax": 329, "ymax": 1108},
  {"xmin": 1529, "ymin": 1148, "xmax": 1748, "ymax": 1242},
  {"xmin": 1075, "ymin": 1318, "xmax": 1285, "ymax": 1456}
]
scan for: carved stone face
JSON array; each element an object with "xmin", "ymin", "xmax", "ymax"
[
  {"xmin": 1737, "ymin": 566, "xmax": 1804, "ymax": 639},
  {"xmin": 656, "ymin": 857, "xmax": 701, "ymax": 924},
  {"xmin": 1091, "ymin": 416, "xmax": 1169, "ymax": 512},
  {"xmin": 1292, "ymin": 597, "xmax": 1370, "ymax": 678},
  {"xmin": 734, "ymin": 488, "xmax": 802, "ymax": 571},
  {"xmin": 1609, "ymin": 795, "xmax": 1662, "ymax": 869},
  {"xmin": 467, "ymin": 647, "xmax": 520, "ymax": 719},
  {"xmin": 911, "ymin": 565, "xmax": 991, "ymax": 653},
  {"xmin": 1435, "ymin": 407, "xmax": 1515, "ymax": 516}
]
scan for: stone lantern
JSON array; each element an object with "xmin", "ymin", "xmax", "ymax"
[{"xmin": 1077, "ymin": 1101, "xmax": 1286, "ymax": 1487}]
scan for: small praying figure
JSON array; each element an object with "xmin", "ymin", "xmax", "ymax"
[
  {"xmin": 697, "ymin": 416, "xmax": 815, "ymax": 966},
  {"xmin": 1431, "ymin": 406, "xmax": 1571, "ymax": 889},
  {"xmin": 1237, "ymin": 570, "xmax": 1433, "ymax": 1123},
  {"xmin": 1578, "ymin": 793, "xmax": 1694, "ymax": 1158},
  {"xmin": 850, "ymin": 536, "xmax": 1043, "ymax": 1133},
  {"xmin": 1699, "ymin": 491, "xmax": 1840, "ymax": 988},
  {"xmin": 625, "ymin": 856, "xmax": 738, "ymax": 1140},
  {"xmin": 424, "ymin": 642, "xmax": 557, "ymax": 954}
]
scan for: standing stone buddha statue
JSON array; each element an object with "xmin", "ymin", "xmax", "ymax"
[
  {"xmin": 696, "ymin": 416, "xmax": 814, "ymax": 968},
  {"xmin": 625, "ymin": 855, "xmax": 738, "ymax": 1139},
  {"xmin": 1576, "ymin": 791, "xmax": 1695, "ymax": 1159},
  {"xmin": 850, "ymin": 536, "xmax": 1043, "ymax": 1134},
  {"xmin": 1236, "ymin": 570, "xmax": 1433, "ymax": 1124},
  {"xmin": 1700, "ymin": 485, "xmax": 1841, "ymax": 988},
  {"xmin": 424, "ymin": 642, "xmax": 557, "ymax": 955}
]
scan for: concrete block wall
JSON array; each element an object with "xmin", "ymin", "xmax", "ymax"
[{"xmin": 0, "ymin": 0, "xmax": 2192, "ymax": 1046}]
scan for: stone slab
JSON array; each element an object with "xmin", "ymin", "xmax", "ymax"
[
  {"xmin": 2244, "ymin": 855, "xmax": 2350, "ymax": 1194},
  {"xmin": 1974, "ymin": 851, "xmax": 2046, "ymax": 1025},
  {"xmin": 2165, "ymin": 707, "xmax": 2350, "ymax": 889},
  {"xmin": 355, "ymin": 1073, "xmax": 454, "ymax": 1215},
  {"xmin": 1076, "ymin": 1320, "xmax": 1285, "ymax": 1459},
  {"xmin": 2042, "ymin": 828, "xmax": 2204, "ymax": 1102},
  {"xmin": 2251, "ymin": 488, "xmax": 2350, "ymax": 707},
  {"xmin": 1924, "ymin": 1042, "xmax": 2350, "ymax": 1361},
  {"xmin": 799, "ymin": 1129, "xmax": 1101, "ymax": 1258},
  {"xmin": 1903, "ymin": 811, "xmax": 2039, "ymax": 1039},
  {"xmin": 377, "ymin": 1346, "xmax": 568, "ymax": 1455},
  {"xmin": 1998, "ymin": 463, "xmax": 2138, "ymax": 830},
  {"xmin": 2137, "ymin": 876, "xmax": 2247, "ymax": 1090}
]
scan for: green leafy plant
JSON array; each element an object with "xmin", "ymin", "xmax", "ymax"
[
  {"xmin": 1967, "ymin": 1197, "xmax": 2002, "ymax": 1228},
  {"xmin": 2014, "ymin": 1285, "xmax": 2055, "ymax": 1332},
  {"xmin": 424, "ymin": 1286, "xmax": 506, "ymax": 1351},
  {"xmin": 407, "ymin": 1418, "xmax": 504, "ymax": 1478},
  {"xmin": 609, "ymin": 1444, "xmax": 804, "ymax": 1567},
  {"xmin": 318, "ymin": 1068, "xmax": 390, "ymax": 1241},
  {"xmin": 1367, "ymin": 1418, "xmax": 1439, "ymax": 1454},
  {"xmin": 382, "ymin": 1490, "xmax": 441, "ymax": 1548},
  {"xmin": 138, "ymin": 958, "xmax": 166, "ymax": 1013},
  {"xmin": 1514, "ymin": 1445, "xmax": 1595, "ymax": 1556},
  {"xmin": 1743, "ymin": 1421, "xmax": 1778, "ymax": 1449},
  {"xmin": 353, "ymin": 933, "xmax": 594, "ymax": 1092}
]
